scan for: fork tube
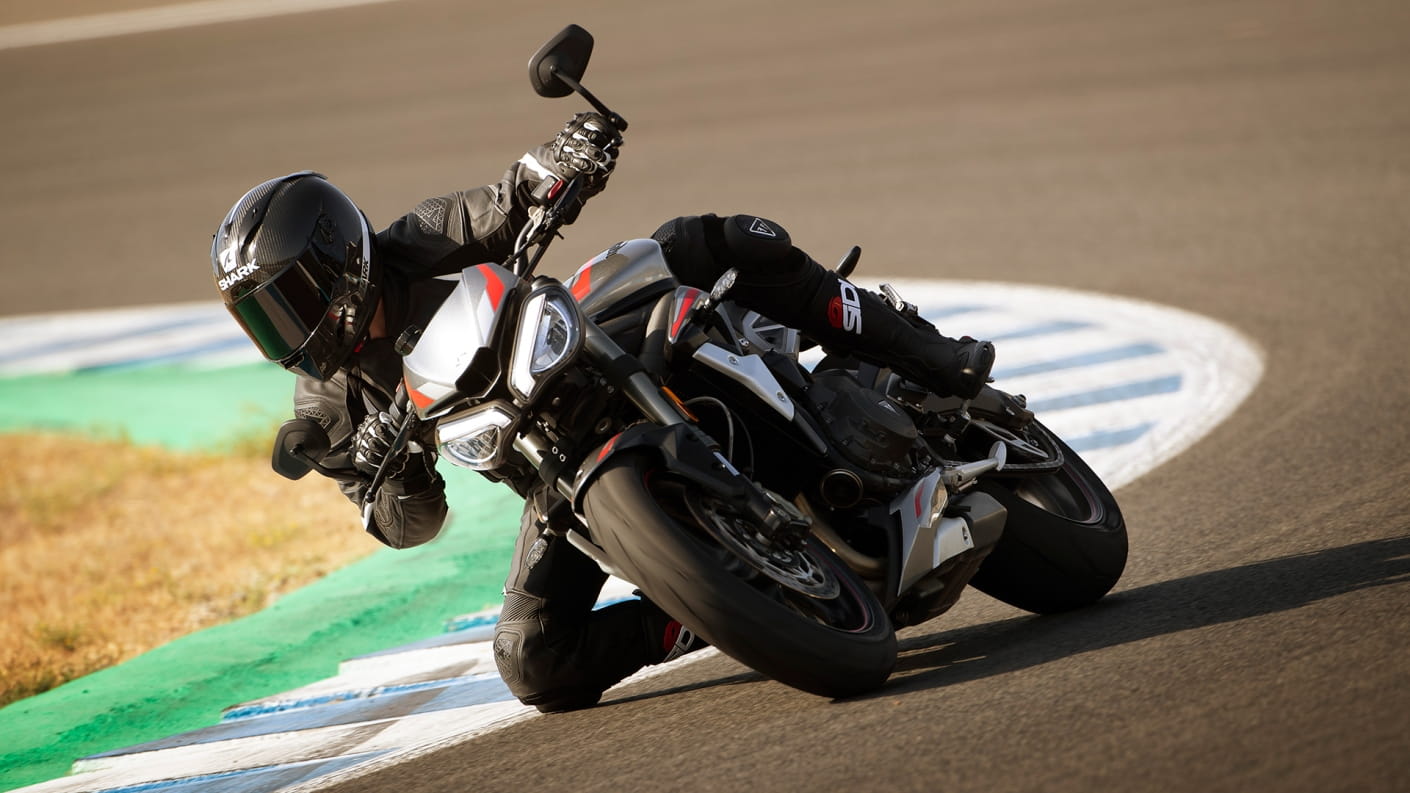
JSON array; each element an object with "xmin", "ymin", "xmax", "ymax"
[{"xmin": 582, "ymin": 323, "xmax": 688, "ymax": 427}]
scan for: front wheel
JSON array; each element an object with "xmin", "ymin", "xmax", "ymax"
[
  {"xmin": 582, "ymin": 452, "xmax": 897, "ymax": 698},
  {"xmin": 969, "ymin": 421, "xmax": 1128, "ymax": 614}
]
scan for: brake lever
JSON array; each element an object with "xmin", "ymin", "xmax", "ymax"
[{"xmin": 510, "ymin": 176, "xmax": 582, "ymax": 276}]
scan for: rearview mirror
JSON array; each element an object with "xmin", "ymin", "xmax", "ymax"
[
  {"xmin": 271, "ymin": 418, "xmax": 331, "ymax": 480},
  {"xmin": 529, "ymin": 24, "xmax": 594, "ymax": 98}
]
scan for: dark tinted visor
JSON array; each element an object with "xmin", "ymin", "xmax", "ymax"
[{"xmin": 228, "ymin": 260, "xmax": 335, "ymax": 362}]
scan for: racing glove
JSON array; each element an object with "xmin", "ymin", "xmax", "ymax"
[
  {"xmin": 351, "ymin": 411, "xmax": 435, "ymax": 491},
  {"xmin": 548, "ymin": 112, "xmax": 623, "ymax": 197}
]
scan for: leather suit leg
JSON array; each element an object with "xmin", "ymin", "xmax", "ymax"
[
  {"xmin": 492, "ymin": 487, "xmax": 676, "ymax": 712},
  {"xmin": 652, "ymin": 214, "xmax": 994, "ymax": 398}
]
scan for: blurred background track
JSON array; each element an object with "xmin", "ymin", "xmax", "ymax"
[{"xmin": 1, "ymin": 0, "xmax": 1407, "ymax": 791}]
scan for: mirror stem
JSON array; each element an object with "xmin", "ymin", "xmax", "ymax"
[{"xmin": 551, "ymin": 67, "xmax": 628, "ymax": 131}]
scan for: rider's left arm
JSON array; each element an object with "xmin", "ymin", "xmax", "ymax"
[{"xmin": 375, "ymin": 142, "xmax": 574, "ymax": 279}]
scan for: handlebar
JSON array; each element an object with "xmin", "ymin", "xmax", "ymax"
[{"xmin": 508, "ymin": 173, "xmax": 584, "ymax": 277}]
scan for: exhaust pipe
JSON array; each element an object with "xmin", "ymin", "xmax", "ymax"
[{"xmin": 818, "ymin": 468, "xmax": 864, "ymax": 509}]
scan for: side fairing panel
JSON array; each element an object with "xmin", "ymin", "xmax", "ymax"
[
  {"xmin": 402, "ymin": 263, "xmax": 519, "ymax": 414},
  {"xmin": 566, "ymin": 238, "xmax": 677, "ymax": 318}
]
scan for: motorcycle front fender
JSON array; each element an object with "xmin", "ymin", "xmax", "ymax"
[{"xmin": 568, "ymin": 422, "xmax": 752, "ymax": 517}]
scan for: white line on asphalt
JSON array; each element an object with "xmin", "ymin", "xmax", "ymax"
[{"xmin": 0, "ymin": 0, "xmax": 402, "ymax": 51}]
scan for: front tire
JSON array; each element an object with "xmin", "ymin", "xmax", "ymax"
[
  {"xmin": 969, "ymin": 421, "xmax": 1128, "ymax": 614},
  {"xmin": 582, "ymin": 452, "xmax": 897, "ymax": 698}
]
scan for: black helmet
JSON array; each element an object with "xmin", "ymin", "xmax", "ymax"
[{"xmin": 211, "ymin": 171, "xmax": 379, "ymax": 380}]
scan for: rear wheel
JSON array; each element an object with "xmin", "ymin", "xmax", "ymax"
[
  {"xmin": 969, "ymin": 421, "xmax": 1128, "ymax": 614},
  {"xmin": 583, "ymin": 452, "xmax": 896, "ymax": 698}
]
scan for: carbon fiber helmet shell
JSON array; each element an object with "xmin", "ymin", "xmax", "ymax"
[{"xmin": 211, "ymin": 171, "xmax": 379, "ymax": 380}]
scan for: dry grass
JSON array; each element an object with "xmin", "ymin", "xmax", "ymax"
[{"xmin": 0, "ymin": 432, "xmax": 375, "ymax": 707}]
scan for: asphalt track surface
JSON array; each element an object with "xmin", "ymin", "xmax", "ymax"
[{"xmin": 2, "ymin": 1, "xmax": 1407, "ymax": 791}]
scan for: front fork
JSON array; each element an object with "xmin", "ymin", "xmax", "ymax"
[
  {"xmin": 511, "ymin": 320, "xmax": 692, "ymax": 493},
  {"xmin": 531, "ymin": 322, "xmax": 809, "ymax": 542}
]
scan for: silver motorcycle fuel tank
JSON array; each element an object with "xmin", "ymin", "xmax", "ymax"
[{"xmin": 565, "ymin": 238, "xmax": 676, "ymax": 319}]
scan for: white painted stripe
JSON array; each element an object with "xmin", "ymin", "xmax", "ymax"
[
  {"xmin": 858, "ymin": 279, "xmax": 1263, "ymax": 490},
  {"xmin": 0, "ymin": 302, "xmax": 262, "ymax": 375},
  {"xmin": 995, "ymin": 354, "xmax": 1184, "ymax": 405},
  {"xmin": 18, "ymin": 649, "xmax": 716, "ymax": 793},
  {"xmin": 230, "ymin": 578, "xmax": 637, "ymax": 717},
  {"xmin": 0, "ymin": 0, "xmax": 403, "ymax": 52},
  {"xmin": 52, "ymin": 699, "xmax": 526, "ymax": 791}
]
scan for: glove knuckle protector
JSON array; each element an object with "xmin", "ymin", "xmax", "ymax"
[
  {"xmin": 352, "ymin": 411, "xmax": 399, "ymax": 475},
  {"xmin": 552, "ymin": 112, "xmax": 622, "ymax": 182}
]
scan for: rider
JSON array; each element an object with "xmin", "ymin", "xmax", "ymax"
[{"xmin": 210, "ymin": 112, "xmax": 995, "ymax": 712}]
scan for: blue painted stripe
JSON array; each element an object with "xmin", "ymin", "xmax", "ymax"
[
  {"xmin": 1063, "ymin": 422, "xmax": 1157, "ymax": 452},
  {"xmin": 442, "ymin": 613, "xmax": 500, "ymax": 633},
  {"xmin": 1026, "ymin": 375, "xmax": 1182, "ymax": 413},
  {"xmin": 98, "ymin": 675, "xmax": 516, "ymax": 755},
  {"xmin": 91, "ymin": 751, "xmax": 384, "ymax": 793},
  {"xmin": 75, "ymin": 336, "xmax": 252, "ymax": 373},
  {"xmin": 349, "ymin": 627, "xmax": 496, "ymax": 661},
  {"xmin": 219, "ymin": 670, "xmax": 507, "ymax": 722},
  {"xmin": 920, "ymin": 304, "xmax": 991, "ymax": 320},
  {"xmin": 218, "ymin": 678, "xmax": 452, "ymax": 723},
  {"xmin": 989, "ymin": 319, "xmax": 1094, "ymax": 341},
  {"xmin": 0, "ymin": 315, "xmax": 227, "ymax": 366},
  {"xmin": 441, "ymin": 594, "xmax": 635, "ymax": 634},
  {"xmin": 994, "ymin": 342, "xmax": 1165, "ymax": 379}
]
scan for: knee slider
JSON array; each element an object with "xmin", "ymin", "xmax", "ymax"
[
  {"xmin": 653, "ymin": 214, "xmax": 805, "ymax": 288},
  {"xmin": 721, "ymin": 214, "xmax": 793, "ymax": 269},
  {"xmin": 492, "ymin": 617, "xmax": 604, "ymax": 709}
]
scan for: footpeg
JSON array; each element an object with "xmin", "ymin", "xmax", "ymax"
[{"xmin": 942, "ymin": 442, "xmax": 1007, "ymax": 490}]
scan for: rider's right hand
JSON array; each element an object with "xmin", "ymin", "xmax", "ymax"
[{"xmin": 352, "ymin": 411, "xmax": 410, "ymax": 478}]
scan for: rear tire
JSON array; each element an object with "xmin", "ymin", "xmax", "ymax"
[
  {"xmin": 583, "ymin": 452, "xmax": 897, "ymax": 698},
  {"xmin": 969, "ymin": 421, "xmax": 1128, "ymax": 614}
]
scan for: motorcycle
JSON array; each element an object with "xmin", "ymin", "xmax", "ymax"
[{"xmin": 274, "ymin": 25, "xmax": 1127, "ymax": 699}]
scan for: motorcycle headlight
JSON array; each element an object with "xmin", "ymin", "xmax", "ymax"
[
  {"xmin": 437, "ymin": 401, "xmax": 517, "ymax": 470},
  {"xmin": 509, "ymin": 287, "xmax": 583, "ymax": 402}
]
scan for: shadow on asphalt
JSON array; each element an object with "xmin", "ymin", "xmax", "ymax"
[
  {"xmin": 604, "ymin": 671, "xmax": 765, "ymax": 708},
  {"xmin": 593, "ymin": 536, "xmax": 1409, "ymax": 708},
  {"xmin": 870, "ymin": 534, "xmax": 1410, "ymax": 697}
]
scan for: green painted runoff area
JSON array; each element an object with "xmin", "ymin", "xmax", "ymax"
[{"xmin": 0, "ymin": 363, "xmax": 525, "ymax": 790}]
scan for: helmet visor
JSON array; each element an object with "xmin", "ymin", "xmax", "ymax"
[{"xmin": 228, "ymin": 258, "xmax": 336, "ymax": 364}]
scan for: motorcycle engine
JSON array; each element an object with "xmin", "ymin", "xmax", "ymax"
[{"xmin": 805, "ymin": 370, "xmax": 919, "ymax": 476}]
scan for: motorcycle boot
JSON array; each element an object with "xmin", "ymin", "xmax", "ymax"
[
  {"xmin": 639, "ymin": 594, "xmax": 709, "ymax": 664},
  {"xmin": 750, "ymin": 255, "xmax": 994, "ymax": 399},
  {"xmin": 835, "ymin": 282, "xmax": 996, "ymax": 400}
]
